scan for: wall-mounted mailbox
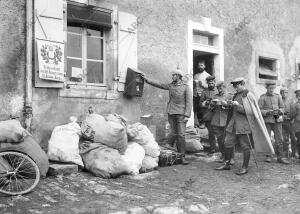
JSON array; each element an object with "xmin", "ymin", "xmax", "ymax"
[{"xmin": 124, "ymin": 68, "xmax": 144, "ymax": 97}]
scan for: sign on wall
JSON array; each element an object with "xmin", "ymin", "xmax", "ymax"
[{"xmin": 37, "ymin": 39, "xmax": 64, "ymax": 82}]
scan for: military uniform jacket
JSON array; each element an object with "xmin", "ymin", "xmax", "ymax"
[
  {"xmin": 282, "ymin": 98, "xmax": 294, "ymax": 124},
  {"xmin": 211, "ymin": 92, "xmax": 230, "ymax": 127},
  {"xmin": 226, "ymin": 90, "xmax": 251, "ymax": 134},
  {"xmin": 291, "ymin": 101, "xmax": 300, "ymax": 132},
  {"xmin": 258, "ymin": 93, "xmax": 284, "ymax": 123},
  {"xmin": 146, "ymin": 79, "xmax": 192, "ymax": 117},
  {"xmin": 200, "ymin": 87, "xmax": 217, "ymax": 121}
]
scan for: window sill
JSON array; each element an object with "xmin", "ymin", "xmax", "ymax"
[{"xmin": 59, "ymin": 83, "xmax": 120, "ymax": 99}]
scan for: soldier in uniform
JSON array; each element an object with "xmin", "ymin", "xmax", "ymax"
[
  {"xmin": 258, "ymin": 82, "xmax": 289, "ymax": 164},
  {"xmin": 141, "ymin": 69, "xmax": 192, "ymax": 165},
  {"xmin": 280, "ymin": 87, "xmax": 297, "ymax": 158},
  {"xmin": 291, "ymin": 89, "xmax": 300, "ymax": 162},
  {"xmin": 211, "ymin": 81, "xmax": 232, "ymax": 162},
  {"xmin": 215, "ymin": 77, "xmax": 274, "ymax": 175},
  {"xmin": 200, "ymin": 75, "xmax": 217, "ymax": 153}
]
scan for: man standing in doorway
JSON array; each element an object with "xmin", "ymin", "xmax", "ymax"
[
  {"xmin": 194, "ymin": 61, "xmax": 210, "ymax": 128},
  {"xmin": 200, "ymin": 75, "xmax": 217, "ymax": 153},
  {"xmin": 280, "ymin": 87, "xmax": 297, "ymax": 158},
  {"xmin": 258, "ymin": 82, "xmax": 289, "ymax": 164},
  {"xmin": 215, "ymin": 77, "xmax": 274, "ymax": 175},
  {"xmin": 141, "ymin": 69, "xmax": 192, "ymax": 165}
]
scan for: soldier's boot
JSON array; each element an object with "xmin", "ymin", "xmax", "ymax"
[
  {"xmin": 277, "ymin": 145, "xmax": 290, "ymax": 164},
  {"xmin": 181, "ymin": 156, "xmax": 190, "ymax": 165},
  {"xmin": 236, "ymin": 150, "xmax": 250, "ymax": 175},
  {"xmin": 217, "ymin": 136, "xmax": 225, "ymax": 163},
  {"xmin": 215, "ymin": 147, "xmax": 232, "ymax": 170}
]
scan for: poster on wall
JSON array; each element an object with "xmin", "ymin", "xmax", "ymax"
[{"xmin": 37, "ymin": 39, "xmax": 64, "ymax": 82}]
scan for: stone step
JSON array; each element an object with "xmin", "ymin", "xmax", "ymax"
[{"xmin": 47, "ymin": 163, "xmax": 78, "ymax": 176}]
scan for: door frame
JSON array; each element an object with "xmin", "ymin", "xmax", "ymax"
[{"xmin": 186, "ymin": 18, "xmax": 224, "ymax": 126}]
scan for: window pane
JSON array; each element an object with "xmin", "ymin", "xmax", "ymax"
[
  {"xmin": 87, "ymin": 61, "xmax": 103, "ymax": 83},
  {"xmin": 87, "ymin": 37, "xmax": 103, "ymax": 60},
  {"xmin": 86, "ymin": 28, "xmax": 103, "ymax": 37},
  {"xmin": 67, "ymin": 33, "xmax": 82, "ymax": 58},
  {"xmin": 67, "ymin": 58, "xmax": 83, "ymax": 82},
  {"xmin": 67, "ymin": 26, "xmax": 81, "ymax": 34}
]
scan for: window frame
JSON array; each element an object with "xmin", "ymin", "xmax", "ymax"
[
  {"xmin": 66, "ymin": 25, "xmax": 106, "ymax": 87},
  {"xmin": 60, "ymin": 0, "xmax": 119, "ymax": 98},
  {"xmin": 255, "ymin": 51, "xmax": 280, "ymax": 85}
]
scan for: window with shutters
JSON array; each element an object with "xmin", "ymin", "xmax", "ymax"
[{"xmin": 35, "ymin": 0, "xmax": 138, "ymax": 98}]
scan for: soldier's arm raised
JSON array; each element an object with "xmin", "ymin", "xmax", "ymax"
[{"xmin": 141, "ymin": 74, "xmax": 170, "ymax": 90}]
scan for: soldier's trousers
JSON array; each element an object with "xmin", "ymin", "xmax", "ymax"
[
  {"xmin": 205, "ymin": 121, "xmax": 217, "ymax": 152},
  {"xmin": 294, "ymin": 132, "xmax": 300, "ymax": 158},
  {"xmin": 167, "ymin": 114, "xmax": 187, "ymax": 155},
  {"xmin": 265, "ymin": 123, "xmax": 285, "ymax": 158},
  {"xmin": 282, "ymin": 123, "xmax": 297, "ymax": 156},
  {"xmin": 212, "ymin": 126, "xmax": 225, "ymax": 156},
  {"xmin": 224, "ymin": 131, "xmax": 252, "ymax": 152}
]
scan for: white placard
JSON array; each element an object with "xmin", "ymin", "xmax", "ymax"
[
  {"xmin": 71, "ymin": 67, "xmax": 83, "ymax": 78},
  {"xmin": 37, "ymin": 39, "xmax": 65, "ymax": 82}
]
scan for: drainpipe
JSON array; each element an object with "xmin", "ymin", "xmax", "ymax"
[{"xmin": 24, "ymin": 0, "xmax": 33, "ymax": 132}]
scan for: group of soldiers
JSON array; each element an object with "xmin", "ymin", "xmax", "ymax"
[
  {"xmin": 141, "ymin": 61, "xmax": 300, "ymax": 175},
  {"xmin": 194, "ymin": 61, "xmax": 300, "ymax": 175}
]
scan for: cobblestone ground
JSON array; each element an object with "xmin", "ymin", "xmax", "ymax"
[{"xmin": 1, "ymin": 153, "xmax": 300, "ymax": 214}]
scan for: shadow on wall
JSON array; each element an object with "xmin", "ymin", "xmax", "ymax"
[{"xmin": 138, "ymin": 61, "xmax": 174, "ymax": 139}]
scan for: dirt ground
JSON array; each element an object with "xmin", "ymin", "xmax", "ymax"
[{"xmin": 1, "ymin": 152, "xmax": 300, "ymax": 214}]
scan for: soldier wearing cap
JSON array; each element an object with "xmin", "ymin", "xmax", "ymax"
[
  {"xmin": 280, "ymin": 86, "xmax": 297, "ymax": 158},
  {"xmin": 200, "ymin": 75, "xmax": 217, "ymax": 153},
  {"xmin": 291, "ymin": 89, "xmax": 300, "ymax": 162},
  {"xmin": 216, "ymin": 77, "xmax": 274, "ymax": 175},
  {"xmin": 141, "ymin": 69, "xmax": 192, "ymax": 165},
  {"xmin": 258, "ymin": 82, "xmax": 289, "ymax": 164},
  {"xmin": 211, "ymin": 81, "xmax": 233, "ymax": 162}
]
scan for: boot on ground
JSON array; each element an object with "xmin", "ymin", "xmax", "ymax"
[{"xmin": 277, "ymin": 157, "xmax": 289, "ymax": 164}]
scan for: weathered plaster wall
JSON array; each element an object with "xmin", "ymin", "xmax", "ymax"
[{"xmin": 0, "ymin": 0, "xmax": 26, "ymax": 120}]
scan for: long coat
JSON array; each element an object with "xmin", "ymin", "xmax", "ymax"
[{"xmin": 242, "ymin": 90, "xmax": 275, "ymax": 154}]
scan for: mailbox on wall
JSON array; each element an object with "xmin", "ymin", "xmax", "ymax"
[{"xmin": 124, "ymin": 68, "xmax": 144, "ymax": 97}]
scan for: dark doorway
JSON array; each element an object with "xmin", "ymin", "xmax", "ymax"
[
  {"xmin": 193, "ymin": 50, "xmax": 215, "ymax": 128},
  {"xmin": 193, "ymin": 50, "xmax": 215, "ymax": 76}
]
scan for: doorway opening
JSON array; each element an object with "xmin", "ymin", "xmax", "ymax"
[
  {"xmin": 187, "ymin": 19, "xmax": 224, "ymax": 128},
  {"xmin": 193, "ymin": 50, "xmax": 215, "ymax": 76},
  {"xmin": 193, "ymin": 50, "xmax": 217, "ymax": 127}
]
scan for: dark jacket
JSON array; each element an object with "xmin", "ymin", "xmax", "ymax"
[
  {"xmin": 200, "ymin": 87, "xmax": 217, "ymax": 121},
  {"xmin": 146, "ymin": 78, "xmax": 192, "ymax": 117},
  {"xmin": 291, "ymin": 101, "xmax": 300, "ymax": 132},
  {"xmin": 211, "ymin": 92, "xmax": 230, "ymax": 127},
  {"xmin": 226, "ymin": 89, "xmax": 251, "ymax": 134}
]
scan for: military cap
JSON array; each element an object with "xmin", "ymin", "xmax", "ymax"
[
  {"xmin": 280, "ymin": 86, "xmax": 288, "ymax": 93},
  {"xmin": 171, "ymin": 69, "xmax": 183, "ymax": 76},
  {"xmin": 265, "ymin": 81, "xmax": 276, "ymax": 87},
  {"xmin": 206, "ymin": 75, "xmax": 215, "ymax": 82},
  {"xmin": 230, "ymin": 77, "xmax": 245, "ymax": 84},
  {"xmin": 216, "ymin": 81, "xmax": 225, "ymax": 88}
]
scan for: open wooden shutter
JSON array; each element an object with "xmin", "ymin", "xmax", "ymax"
[
  {"xmin": 117, "ymin": 11, "xmax": 138, "ymax": 91},
  {"xmin": 34, "ymin": 0, "xmax": 64, "ymax": 88}
]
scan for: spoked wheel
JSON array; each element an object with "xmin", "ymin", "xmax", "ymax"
[{"xmin": 0, "ymin": 151, "xmax": 40, "ymax": 195}]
